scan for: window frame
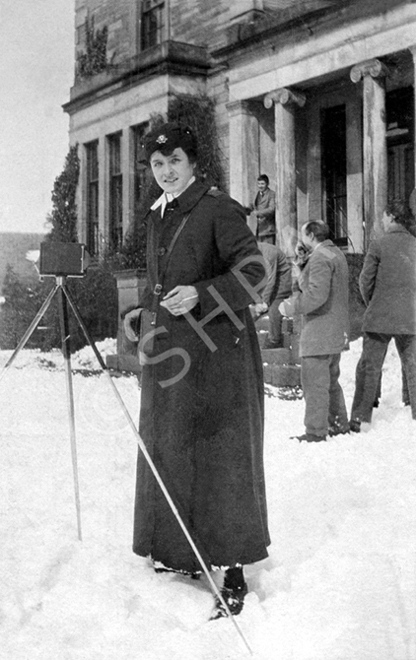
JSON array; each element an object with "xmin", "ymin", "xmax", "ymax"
[
  {"xmin": 140, "ymin": 0, "xmax": 165, "ymax": 51},
  {"xmin": 108, "ymin": 132, "xmax": 123, "ymax": 253}
]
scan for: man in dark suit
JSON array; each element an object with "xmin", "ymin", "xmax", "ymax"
[
  {"xmin": 251, "ymin": 241, "xmax": 292, "ymax": 349},
  {"xmin": 350, "ymin": 200, "xmax": 416, "ymax": 431},
  {"xmin": 280, "ymin": 221, "xmax": 350, "ymax": 442},
  {"xmin": 246, "ymin": 174, "xmax": 276, "ymax": 244}
]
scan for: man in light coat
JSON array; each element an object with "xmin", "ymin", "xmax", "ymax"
[
  {"xmin": 280, "ymin": 221, "xmax": 350, "ymax": 442},
  {"xmin": 350, "ymin": 200, "xmax": 416, "ymax": 430}
]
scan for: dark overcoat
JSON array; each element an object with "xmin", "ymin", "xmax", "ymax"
[
  {"xmin": 359, "ymin": 225, "xmax": 416, "ymax": 335},
  {"xmin": 133, "ymin": 180, "xmax": 270, "ymax": 573}
]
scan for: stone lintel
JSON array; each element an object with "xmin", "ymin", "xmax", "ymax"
[
  {"xmin": 263, "ymin": 88, "xmax": 306, "ymax": 110},
  {"xmin": 350, "ymin": 58, "xmax": 389, "ymax": 83}
]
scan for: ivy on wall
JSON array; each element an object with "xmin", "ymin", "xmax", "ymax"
[{"xmin": 77, "ymin": 17, "xmax": 108, "ymax": 79}]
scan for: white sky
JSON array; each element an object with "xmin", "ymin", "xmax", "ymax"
[{"xmin": 0, "ymin": 1, "xmax": 75, "ymax": 234}]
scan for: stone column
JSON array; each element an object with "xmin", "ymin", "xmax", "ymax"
[
  {"xmin": 264, "ymin": 88, "xmax": 306, "ymax": 256},
  {"xmin": 227, "ymin": 100, "xmax": 259, "ymax": 212},
  {"xmin": 350, "ymin": 59, "xmax": 389, "ymax": 246}
]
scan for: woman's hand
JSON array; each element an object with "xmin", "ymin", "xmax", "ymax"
[
  {"xmin": 160, "ymin": 285, "xmax": 199, "ymax": 316},
  {"xmin": 123, "ymin": 308, "xmax": 142, "ymax": 342},
  {"xmin": 250, "ymin": 301, "xmax": 268, "ymax": 320}
]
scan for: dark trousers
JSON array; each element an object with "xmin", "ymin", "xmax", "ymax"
[
  {"xmin": 267, "ymin": 296, "xmax": 284, "ymax": 346},
  {"xmin": 301, "ymin": 353, "xmax": 348, "ymax": 437},
  {"xmin": 351, "ymin": 332, "xmax": 416, "ymax": 422}
]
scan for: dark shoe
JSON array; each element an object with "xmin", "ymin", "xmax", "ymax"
[
  {"xmin": 210, "ymin": 583, "xmax": 248, "ymax": 620},
  {"xmin": 209, "ymin": 566, "xmax": 248, "ymax": 620},
  {"xmin": 328, "ymin": 422, "xmax": 350, "ymax": 437},
  {"xmin": 349, "ymin": 419, "xmax": 361, "ymax": 433},
  {"xmin": 295, "ymin": 433, "xmax": 326, "ymax": 443}
]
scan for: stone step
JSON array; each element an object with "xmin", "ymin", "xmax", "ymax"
[
  {"xmin": 261, "ymin": 348, "xmax": 291, "ymax": 365},
  {"xmin": 263, "ymin": 363, "xmax": 301, "ymax": 388}
]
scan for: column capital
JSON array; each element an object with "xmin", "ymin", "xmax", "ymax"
[
  {"xmin": 264, "ymin": 88, "xmax": 306, "ymax": 110},
  {"xmin": 350, "ymin": 58, "xmax": 389, "ymax": 83},
  {"xmin": 226, "ymin": 99, "xmax": 252, "ymax": 117}
]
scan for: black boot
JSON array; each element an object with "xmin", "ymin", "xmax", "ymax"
[{"xmin": 210, "ymin": 567, "xmax": 248, "ymax": 620}]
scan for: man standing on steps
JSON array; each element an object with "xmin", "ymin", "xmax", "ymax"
[
  {"xmin": 246, "ymin": 174, "xmax": 276, "ymax": 244},
  {"xmin": 279, "ymin": 221, "xmax": 350, "ymax": 442}
]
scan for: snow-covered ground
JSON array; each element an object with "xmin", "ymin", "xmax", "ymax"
[{"xmin": 0, "ymin": 338, "xmax": 415, "ymax": 660}]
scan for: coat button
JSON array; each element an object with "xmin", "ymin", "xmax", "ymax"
[{"xmin": 158, "ymin": 247, "xmax": 166, "ymax": 256}]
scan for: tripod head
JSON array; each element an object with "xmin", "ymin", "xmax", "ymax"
[{"xmin": 39, "ymin": 242, "xmax": 91, "ymax": 278}]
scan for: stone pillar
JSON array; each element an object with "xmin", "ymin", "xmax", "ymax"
[
  {"xmin": 346, "ymin": 96, "xmax": 365, "ymax": 254},
  {"xmin": 350, "ymin": 59, "xmax": 389, "ymax": 246},
  {"xmin": 227, "ymin": 100, "xmax": 259, "ymax": 211},
  {"xmin": 264, "ymin": 88, "xmax": 306, "ymax": 256}
]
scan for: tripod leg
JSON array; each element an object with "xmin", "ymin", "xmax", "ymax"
[
  {"xmin": 0, "ymin": 284, "xmax": 59, "ymax": 382},
  {"xmin": 60, "ymin": 285, "xmax": 253, "ymax": 655},
  {"xmin": 58, "ymin": 286, "xmax": 82, "ymax": 541},
  {"xmin": 62, "ymin": 284, "xmax": 107, "ymax": 370}
]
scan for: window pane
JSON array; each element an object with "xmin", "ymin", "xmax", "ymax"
[
  {"xmin": 86, "ymin": 141, "xmax": 99, "ymax": 256},
  {"xmin": 141, "ymin": 2, "xmax": 164, "ymax": 50},
  {"xmin": 108, "ymin": 133, "xmax": 123, "ymax": 251}
]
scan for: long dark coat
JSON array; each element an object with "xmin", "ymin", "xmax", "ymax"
[{"xmin": 133, "ymin": 181, "xmax": 270, "ymax": 573}]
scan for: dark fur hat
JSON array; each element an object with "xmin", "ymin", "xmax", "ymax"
[{"xmin": 141, "ymin": 122, "xmax": 197, "ymax": 162}]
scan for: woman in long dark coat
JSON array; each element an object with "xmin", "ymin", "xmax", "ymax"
[{"xmin": 124, "ymin": 123, "xmax": 270, "ymax": 618}]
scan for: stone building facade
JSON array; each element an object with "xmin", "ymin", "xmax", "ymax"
[{"xmin": 64, "ymin": 0, "xmax": 416, "ymax": 258}]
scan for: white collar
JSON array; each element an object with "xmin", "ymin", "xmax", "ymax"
[{"xmin": 151, "ymin": 176, "xmax": 196, "ymax": 215}]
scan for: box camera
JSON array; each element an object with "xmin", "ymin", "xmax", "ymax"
[{"xmin": 39, "ymin": 242, "xmax": 91, "ymax": 277}]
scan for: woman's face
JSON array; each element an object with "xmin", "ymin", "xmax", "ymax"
[{"xmin": 150, "ymin": 147, "xmax": 195, "ymax": 195}]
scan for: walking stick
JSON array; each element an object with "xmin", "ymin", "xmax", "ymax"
[
  {"xmin": 61, "ymin": 283, "xmax": 254, "ymax": 657},
  {"xmin": 0, "ymin": 276, "xmax": 253, "ymax": 656}
]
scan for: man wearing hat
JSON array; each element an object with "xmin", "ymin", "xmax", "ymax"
[{"xmin": 124, "ymin": 122, "xmax": 270, "ymax": 619}]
